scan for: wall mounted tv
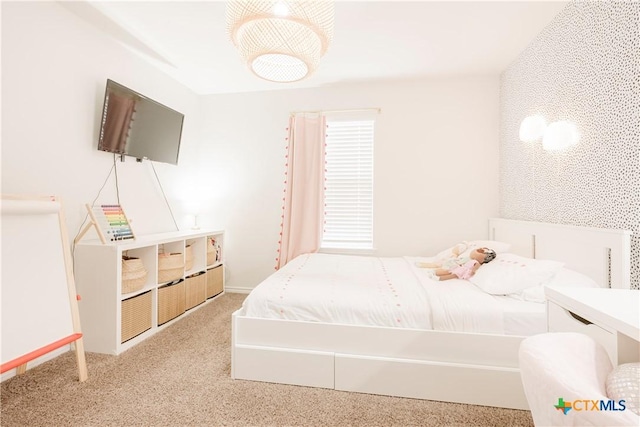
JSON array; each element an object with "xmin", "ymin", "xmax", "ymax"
[{"xmin": 98, "ymin": 79, "xmax": 184, "ymax": 165}]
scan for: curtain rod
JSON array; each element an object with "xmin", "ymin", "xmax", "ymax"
[{"xmin": 290, "ymin": 107, "xmax": 381, "ymax": 115}]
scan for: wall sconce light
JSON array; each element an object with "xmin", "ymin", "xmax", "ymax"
[
  {"xmin": 519, "ymin": 115, "xmax": 547, "ymax": 142},
  {"xmin": 519, "ymin": 115, "xmax": 579, "ymax": 151},
  {"xmin": 542, "ymin": 120, "xmax": 580, "ymax": 151}
]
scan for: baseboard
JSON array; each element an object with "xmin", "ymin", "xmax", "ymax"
[{"xmin": 225, "ymin": 286, "xmax": 252, "ymax": 294}]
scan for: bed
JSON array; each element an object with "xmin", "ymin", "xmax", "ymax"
[{"xmin": 231, "ymin": 218, "xmax": 632, "ymax": 409}]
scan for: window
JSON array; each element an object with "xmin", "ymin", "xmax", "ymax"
[{"xmin": 322, "ymin": 117, "xmax": 375, "ymax": 250}]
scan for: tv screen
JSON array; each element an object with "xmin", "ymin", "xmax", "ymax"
[{"xmin": 98, "ymin": 79, "xmax": 184, "ymax": 165}]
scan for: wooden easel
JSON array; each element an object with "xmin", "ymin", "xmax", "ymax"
[{"xmin": 0, "ymin": 195, "xmax": 88, "ymax": 382}]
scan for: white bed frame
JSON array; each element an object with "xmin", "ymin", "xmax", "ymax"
[{"xmin": 231, "ymin": 219, "xmax": 632, "ymax": 409}]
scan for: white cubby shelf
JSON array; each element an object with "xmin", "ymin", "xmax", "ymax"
[{"xmin": 74, "ymin": 229, "xmax": 225, "ymax": 355}]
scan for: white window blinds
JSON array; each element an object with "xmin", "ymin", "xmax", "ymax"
[{"xmin": 322, "ymin": 118, "xmax": 375, "ymax": 249}]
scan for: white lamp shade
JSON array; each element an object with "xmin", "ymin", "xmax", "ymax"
[
  {"xmin": 519, "ymin": 115, "xmax": 547, "ymax": 142},
  {"xmin": 226, "ymin": 1, "xmax": 335, "ymax": 82},
  {"xmin": 542, "ymin": 121, "xmax": 580, "ymax": 151}
]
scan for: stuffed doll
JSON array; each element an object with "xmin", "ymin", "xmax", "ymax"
[{"xmin": 416, "ymin": 241, "xmax": 470, "ymax": 269}]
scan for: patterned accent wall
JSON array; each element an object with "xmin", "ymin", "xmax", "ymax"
[{"xmin": 500, "ymin": 1, "xmax": 640, "ymax": 288}]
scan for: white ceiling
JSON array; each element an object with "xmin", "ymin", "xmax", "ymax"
[{"xmin": 63, "ymin": 1, "xmax": 568, "ymax": 95}]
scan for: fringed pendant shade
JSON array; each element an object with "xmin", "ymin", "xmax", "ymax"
[{"xmin": 226, "ymin": 1, "xmax": 335, "ymax": 82}]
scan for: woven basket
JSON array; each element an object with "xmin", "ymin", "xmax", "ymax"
[
  {"xmin": 122, "ymin": 256, "xmax": 147, "ymax": 294},
  {"xmin": 121, "ymin": 291, "xmax": 152, "ymax": 343},
  {"xmin": 185, "ymin": 273, "xmax": 206, "ymax": 310},
  {"xmin": 185, "ymin": 245, "xmax": 194, "ymax": 271},
  {"xmin": 207, "ymin": 239, "xmax": 218, "ymax": 266},
  {"xmin": 206, "ymin": 265, "xmax": 224, "ymax": 299},
  {"xmin": 157, "ymin": 281, "xmax": 186, "ymax": 325},
  {"xmin": 158, "ymin": 252, "xmax": 184, "ymax": 283}
]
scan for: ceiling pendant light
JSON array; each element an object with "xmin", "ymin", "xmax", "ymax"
[{"xmin": 226, "ymin": 1, "xmax": 335, "ymax": 83}]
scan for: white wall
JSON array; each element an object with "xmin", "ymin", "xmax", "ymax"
[
  {"xmin": 1, "ymin": 1, "xmax": 201, "ymax": 238},
  {"xmin": 197, "ymin": 77, "xmax": 500, "ymax": 290},
  {"xmin": 1, "ymin": 1, "xmax": 209, "ymax": 381},
  {"xmin": 1, "ymin": 2, "xmax": 500, "ymax": 294}
]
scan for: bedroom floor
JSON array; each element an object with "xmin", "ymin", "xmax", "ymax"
[{"xmin": 0, "ymin": 293, "xmax": 534, "ymax": 426}]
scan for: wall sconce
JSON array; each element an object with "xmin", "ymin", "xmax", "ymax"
[
  {"xmin": 542, "ymin": 120, "xmax": 580, "ymax": 151},
  {"xmin": 519, "ymin": 115, "xmax": 547, "ymax": 142},
  {"xmin": 519, "ymin": 115, "xmax": 579, "ymax": 151}
]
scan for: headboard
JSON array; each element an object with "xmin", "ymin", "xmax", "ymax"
[{"xmin": 488, "ymin": 218, "xmax": 632, "ymax": 289}]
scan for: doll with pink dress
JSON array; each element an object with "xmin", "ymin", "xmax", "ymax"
[{"xmin": 433, "ymin": 247, "xmax": 496, "ymax": 281}]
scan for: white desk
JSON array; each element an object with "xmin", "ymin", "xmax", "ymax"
[{"xmin": 546, "ymin": 287, "xmax": 640, "ymax": 365}]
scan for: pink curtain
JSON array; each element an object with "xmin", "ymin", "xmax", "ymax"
[{"xmin": 276, "ymin": 113, "xmax": 326, "ymax": 269}]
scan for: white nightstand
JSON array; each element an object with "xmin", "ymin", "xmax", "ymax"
[{"xmin": 545, "ymin": 287, "xmax": 640, "ymax": 366}]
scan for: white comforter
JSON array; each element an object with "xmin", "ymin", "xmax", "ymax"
[{"xmin": 240, "ymin": 253, "xmax": 508, "ymax": 334}]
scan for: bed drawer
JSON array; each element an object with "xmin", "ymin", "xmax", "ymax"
[
  {"xmin": 234, "ymin": 344, "xmax": 334, "ymax": 389},
  {"xmin": 335, "ymin": 354, "xmax": 528, "ymax": 410},
  {"xmin": 547, "ymin": 301, "xmax": 616, "ymax": 362}
]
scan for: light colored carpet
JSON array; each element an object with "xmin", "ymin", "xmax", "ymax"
[{"xmin": 1, "ymin": 293, "xmax": 534, "ymax": 426}]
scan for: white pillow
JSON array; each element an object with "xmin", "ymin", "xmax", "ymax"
[
  {"xmin": 469, "ymin": 253, "xmax": 564, "ymax": 295},
  {"xmin": 435, "ymin": 240, "xmax": 511, "ymax": 260},
  {"xmin": 515, "ymin": 268, "xmax": 601, "ymax": 303}
]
